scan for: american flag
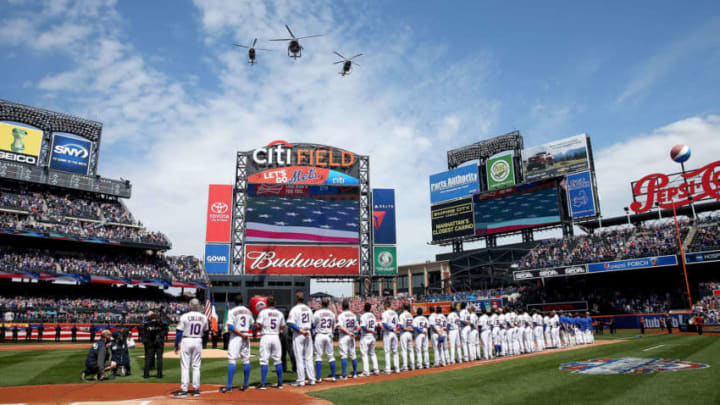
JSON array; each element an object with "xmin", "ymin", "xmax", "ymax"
[
  {"xmin": 246, "ymin": 196, "xmax": 359, "ymax": 243},
  {"xmin": 475, "ymin": 184, "xmax": 560, "ymax": 233},
  {"xmin": 204, "ymin": 299, "xmax": 212, "ymax": 319}
]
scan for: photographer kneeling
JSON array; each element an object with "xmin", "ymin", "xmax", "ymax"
[
  {"xmin": 82, "ymin": 330, "xmax": 117, "ymax": 381},
  {"xmin": 111, "ymin": 329, "xmax": 132, "ymax": 376}
]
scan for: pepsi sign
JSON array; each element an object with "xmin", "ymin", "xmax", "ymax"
[{"xmin": 49, "ymin": 134, "xmax": 92, "ymax": 174}]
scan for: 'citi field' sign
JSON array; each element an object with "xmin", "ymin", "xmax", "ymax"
[
  {"xmin": 252, "ymin": 140, "xmax": 355, "ymax": 168},
  {"xmin": 630, "ymin": 160, "xmax": 720, "ymax": 213}
]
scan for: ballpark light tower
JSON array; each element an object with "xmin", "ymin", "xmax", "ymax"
[{"xmin": 669, "ymin": 144, "xmax": 693, "ymax": 309}]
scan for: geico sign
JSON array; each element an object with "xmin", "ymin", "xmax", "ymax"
[
  {"xmin": 0, "ymin": 151, "xmax": 37, "ymax": 164},
  {"xmin": 54, "ymin": 144, "xmax": 89, "ymax": 159},
  {"xmin": 252, "ymin": 140, "xmax": 354, "ymax": 168},
  {"xmin": 206, "ymin": 255, "xmax": 228, "ymax": 263}
]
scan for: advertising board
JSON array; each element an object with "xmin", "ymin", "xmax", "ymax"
[
  {"xmin": 49, "ymin": 133, "xmax": 92, "ymax": 174},
  {"xmin": 630, "ymin": 160, "xmax": 720, "ymax": 214},
  {"xmin": 247, "ymin": 166, "xmax": 358, "ymax": 185},
  {"xmin": 246, "ymin": 141, "xmax": 360, "ymax": 178},
  {"xmin": 685, "ymin": 250, "xmax": 720, "ymax": 264},
  {"xmin": 523, "ymin": 134, "xmax": 590, "ymax": 181},
  {"xmin": 587, "ymin": 255, "xmax": 678, "ymax": 274},
  {"xmin": 204, "ymin": 244, "xmax": 231, "ymax": 274},
  {"xmin": 372, "ymin": 188, "xmax": 396, "ymax": 245},
  {"xmin": 566, "ymin": 171, "xmax": 597, "ymax": 218},
  {"xmin": 474, "ymin": 180, "xmax": 561, "ymax": 236},
  {"xmin": 374, "ymin": 246, "xmax": 397, "ymax": 276},
  {"xmin": 431, "ymin": 198, "xmax": 474, "ymax": 242},
  {"xmin": 205, "ymin": 184, "xmax": 233, "ymax": 243},
  {"xmin": 487, "ymin": 153, "xmax": 515, "ymax": 191},
  {"xmin": 0, "ymin": 122, "xmax": 43, "ymax": 165},
  {"xmin": 246, "ymin": 184, "xmax": 359, "ymax": 244},
  {"xmin": 527, "ymin": 301, "xmax": 588, "ymax": 312},
  {"xmin": 513, "ymin": 265, "xmax": 588, "ymax": 281},
  {"xmin": 429, "ymin": 164, "xmax": 480, "ymax": 205},
  {"xmin": 244, "ymin": 245, "xmax": 360, "ymax": 276}
]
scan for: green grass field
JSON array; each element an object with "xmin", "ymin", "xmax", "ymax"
[{"xmin": 0, "ymin": 333, "xmax": 717, "ymax": 405}]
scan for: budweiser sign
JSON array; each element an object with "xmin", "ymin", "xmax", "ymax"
[
  {"xmin": 630, "ymin": 160, "xmax": 720, "ymax": 214},
  {"xmin": 244, "ymin": 245, "xmax": 360, "ymax": 275}
]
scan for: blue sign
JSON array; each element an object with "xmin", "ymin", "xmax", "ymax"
[
  {"xmin": 685, "ymin": 250, "xmax": 720, "ymax": 264},
  {"xmin": 566, "ymin": 171, "xmax": 596, "ymax": 218},
  {"xmin": 204, "ymin": 244, "xmax": 231, "ymax": 274},
  {"xmin": 587, "ymin": 255, "xmax": 678, "ymax": 273},
  {"xmin": 373, "ymin": 188, "xmax": 397, "ymax": 244},
  {"xmin": 49, "ymin": 134, "xmax": 92, "ymax": 174},
  {"xmin": 429, "ymin": 164, "xmax": 480, "ymax": 205}
]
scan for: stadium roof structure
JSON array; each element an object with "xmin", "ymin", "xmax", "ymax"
[
  {"xmin": 575, "ymin": 200, "xmax": 720, "ymax": 232},
  {"xmin": 0, "ymin": 99, "xmax": 102, "ymax": 142}
]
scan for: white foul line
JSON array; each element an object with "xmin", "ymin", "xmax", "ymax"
[{"xmin": 643, "ymin": 344, "xmax": 665, "ymax": 352}]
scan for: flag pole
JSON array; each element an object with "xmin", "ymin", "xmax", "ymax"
[{"xmin": 672, "ymin": 202, "xmax": 693, "ymax": 309}]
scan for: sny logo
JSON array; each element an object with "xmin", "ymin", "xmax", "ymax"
[{"xmin": 54, "ymin": 143, "xmax": 89, "ymax": 159}]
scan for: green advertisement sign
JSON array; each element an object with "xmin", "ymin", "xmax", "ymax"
[
  {"xmin": 487, "ymin": 154, "xmax": 515, "ymax": 191},
  {"xmin": 374, "ymin": 246, "xmax": 397, "ymax": 275}
]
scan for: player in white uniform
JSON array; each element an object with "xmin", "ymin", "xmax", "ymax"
[
  {"xmin": 413, "ymin": 308, "xmax": 430, "ymax": 369},
  {"xmin": 523, "ymin": 312, "xmax": 535, "ymax": 353},
  {"xmin": 313, "ymin": 298, "xmax": 337, "ymax": 382},
  {"xmin": 550, "ymin": 311, "xmax": 561, "ymax": 349},
  {"xmin": 468, "ymin": 306, "xmax": 480, "ymax": 361},
  {"xmin": 336, "ymin": 301, "xmax": 359, "ymax": 379},
  {"xmin": 543, "ymin": 314, "xmax": 552, "ymax": 348},
  {"xmin": 490, "ymin": 310, "xmax": 501, "ymax": 357},
  {"xmin": 358, "ymin": 303, "xmax": 379, "ymax": 376},
  {"xmin": 498, "ymin": 311, "xmax": 508, "ymax": 356},
  {"xmin": 221, "ymin": 294, "xmax": 254, "ymax": 393},
  {"xmin": 174, "ymin": 299, "xmax": 209, "ymax": 398},
  {"xmin": 255, "ymin": 296, "xmax": 286, "ymax": 390},
  {"xmin": 533, "ymin": 311, "xmax": 545, "ymax": 352},
  {"xmin": 479, "ymin": 310, "xmax": 492, "ymax": 360},
  {"xmin": 398, "ymin": 304, "xmax": 416, "ymax": 371},
  {"xmin": 510, "ymin": 315, "xmax": 521, "ymax": 356},
  {"xmin": 380, "ymin": 300, "xmax": 400, "ymax": 374},
  {"xmin": 428, "ymin": 306, "xmax": 445, "ymax": 367},
  {"xmin": 286, "ymin": 292, "xmax": 315, "ymax": 387},
  {"xmin": 446, "ymin": 308, "xmax": 462, "ymax": 364},
  {"xmin": 459, "ymin": 303, "xmax": 472, "ymax": 362}
]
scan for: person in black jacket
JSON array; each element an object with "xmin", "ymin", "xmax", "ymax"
[
  {"xmin": 110, "ymin": 329, "xmax": 131, "ymax": 376},
  {"xmin": 25, "ymin": 324, "xmax": 32, "ymax": 341},
  {"xmin": 71, "ymin": 324, "xmax": 78, "ymax": 342},
  {"xmin": 89, "ymin": 324, "xmax": 97, "ymax": 342},
  {"xmin": 12, "ymin": 325, "xmax": 19, "ymax": 342},
  {"xmin": 0, "ymin": 323, "xmax": 5, "ymax": 343},
  {"xmin": 55, "ymin": 324, "xmax": 62, "ymax": 342},
  {"xmin": 143, "ymin": 311, "xmax": 167, "ymax": 378}
]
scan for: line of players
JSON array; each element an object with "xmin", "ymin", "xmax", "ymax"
[{"xmin": 216, "ymin": 293, "xmax": 596, "ymax": 393}]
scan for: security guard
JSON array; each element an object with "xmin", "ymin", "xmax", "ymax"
[{"xmin": 143, "ymin": 311, "xmax": 167, "ymax": 378}]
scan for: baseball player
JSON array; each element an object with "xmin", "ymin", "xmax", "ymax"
[
  {"xmin": 490, "ymin": 309, "xmax": 501, "ymax": 357},
  {"xmin": 313, "ymin": 298, "xmax": 337, "ymax": 382},
  {"xmin": 533, "ymin": 311, "xmax": 545, "ymax": 352},
  {"xmin": 498, "ymin": 310, "xmax": 508, "ymax": 356},
  {"xmin": 510, "ymin": 315, "xmax": 521, "ymax": 356},
  {"xmin": 336, "ymin": 300, "xmax": 359, "ymax": 379},
  {"xmin": 428, "ymin": 306, "xmax": 444, "ymax": 367},
  {"xmin": 398, "ymin": 303, "xmax": 416, "ymax": 371},
  {"xmin": 440, "ymin": 307, "xmax": 451, "ymax": 365},
  {"xmin": 174, "ymin": 299, "xmax": 209, "ymax": 398},
  {"xmin": 543, "ymin": 312, "xmax": 553, "ymax": 348},
  {"xmin": 358, "ymin": 303, "xmax": 379, "ymax": 376},
  {"xmin": 380, "ymin": 300, "xmax": 400, "ymax": 374},
  {"xmin": 523, "ymin": 311, "xmax": 534, "ymax": 353},
  {"xmin": 287, "ymin": 292, "xmax": 315, "ymax": 387},
  {"xmin": 413, "ymin": 308, "xmax": 430, "ymax": 369},
  {"xmin": 585, "ymin": 313, "xmax": 594, "ymax": 344},
  {"xmin": 221, "ymin": 294, "xmax": 254, "ymax": 393},
  {"xmin": 479, "ymin": 309, "xmax": 492, "ymax": 360},
  {"xmin": 550, "ymin": 311, "xmax": 561, "ymax": 349},
  {"xmin": 446, "ymin": 306, "xmax": 462, "ymax": 364},
  {"xmin": 459, "ymin": 303, "xmax": 472, "ymax": 362},
  {"xmin": 255, "ymin": 296, "xmax": 286, "ymax": 390},
  {"xmin": 468, "ymin": 306, "xmax": 480, "ymax": 361}
]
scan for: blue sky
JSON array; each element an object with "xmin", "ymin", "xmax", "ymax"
[{"xmin": 1, "ymin": 1, "xmax": 719, "ymax": 293}]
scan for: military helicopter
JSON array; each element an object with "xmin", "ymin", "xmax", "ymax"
[
  {"xmin": 270, "ymin": 25, "xmax": 322, "ymax": 59},
  {"xmin": 333, "ymin": 51, "xmax": 363, "ymax": 76},
  {"xmin": 233, "ymin": 38, "xmax": 271, "ymax": 65}
]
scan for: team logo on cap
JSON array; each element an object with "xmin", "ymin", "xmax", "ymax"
[{"xmin": 560, "ymin": 358, "xmax": 709, "ymax": 375}]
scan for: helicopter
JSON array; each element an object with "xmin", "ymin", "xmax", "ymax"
[
  {"xmin": 233, "ymin": 38, "xmax": 272, "ymax": 65},
  {"xmin": 270, "ymin": 24, "xmax": 322, "ymax": 59},
  {"xmin": 333, "ymin": 51, "xmax": 363, "ymax": 76}
]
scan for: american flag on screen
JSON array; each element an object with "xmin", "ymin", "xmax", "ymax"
[{"xmin": 246, "ymin": 196, "xmax": 359, "ymax": 243}]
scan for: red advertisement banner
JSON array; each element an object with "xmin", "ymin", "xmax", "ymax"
[
  {"xmin": 205, "ymin": 184, "xmax": 233, "ymax": 243},
  {"xmin": 244, "ymin": 245, "xmax": 359, "ymax": 275}
]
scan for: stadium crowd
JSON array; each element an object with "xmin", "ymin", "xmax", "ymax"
[
  {"xmin": 0, "ymin": 188, "xmax": 169, "ymax": 247},
  {"xmin": 0, "ymin": 247, "xmax": 206, "ymax": 283},
  {"xmin": 0, "ymin": 296, "xmax": 189, "ymax": 324},
  {"xmin": 518, "ymin": 221, "xmax": 691, "ymax": 269}
]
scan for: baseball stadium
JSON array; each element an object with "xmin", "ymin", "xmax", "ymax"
[{"xmin": 1, "ymin": 2, "xmax": 719, "ymax": 405}]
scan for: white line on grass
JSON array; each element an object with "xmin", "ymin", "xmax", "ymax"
[{"xmin": 642, "ymin": 344, "xmax": 665, "ymax": 352}]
